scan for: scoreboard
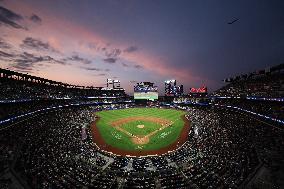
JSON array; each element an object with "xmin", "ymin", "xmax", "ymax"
[{"xmin": 134, "ymin": 82, "xmax": 158, "ymax": 100}]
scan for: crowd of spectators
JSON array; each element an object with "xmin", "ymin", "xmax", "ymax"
[
  {"xmin": 0, "ymin": 74, "xmax": 128, "ymax": 123},
  {"xmin": 210, "ymin": 64, "xmax": 284, "ymax": 126},
  {"xmin": 0, "ymin": 77, "xmax": 126, "ymax": 101},
  {"xmin": 0, "ymin": 98, "xmax": 132, "ymax": 122},
  {"xmin": 0, "ymin": 99, "xmax": 70, "ymax": 120},
  {"xmin": 0, "ymin": 65, "xmax": 284, "ymax": 188},
  {"xmin": 213, "ymin": 98, "xmax": 284, "ymax": 121},
  {"xmin": 0, "ymin": 105, "xmax": 283, "ymax": 188},
  {"xmin": 213, "ymin": 64, "xmax": 284, "ymax": 98}
]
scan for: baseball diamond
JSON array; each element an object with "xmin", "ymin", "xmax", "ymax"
[{"xmin": 91, "ymin": 108, "xmax": 190, "ymax": 156}]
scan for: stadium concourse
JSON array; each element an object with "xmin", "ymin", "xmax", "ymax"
[{"xmin": 0, "ymin": 67, "xmax": 284, "ymax": 189}]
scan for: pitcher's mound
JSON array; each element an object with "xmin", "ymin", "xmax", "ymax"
[{"xmin": 137, "ymin": 125, "xmax": 144, "ymax": 128}]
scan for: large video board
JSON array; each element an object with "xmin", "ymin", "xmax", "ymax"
[{"xmin": 134, "ymin": 82, "xmax": 158, "ymax": 100}]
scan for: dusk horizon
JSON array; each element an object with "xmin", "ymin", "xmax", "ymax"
[{"xmin": 1, "ymin": 0, "xmax": 284, "ymax": 94}]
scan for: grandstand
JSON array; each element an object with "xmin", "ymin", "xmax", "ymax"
[
  {"xmin": 0, "ymin": 66, "xmax": 283, "ymax": 189},
  {"xmin": 212, "ymin": 64, "xmax": 284, "ymax": 126},
  {"xmin": 213, "ymin": 64, "xmax": 284, "ymax": 98},
  {"xmin": 0, "ymin": 68, "xmax": 127, "ymax": 101}
]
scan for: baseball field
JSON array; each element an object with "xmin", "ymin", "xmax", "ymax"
[{"xmin": 91, "ymin": 107, "xmax": 190, "ymax": 156}]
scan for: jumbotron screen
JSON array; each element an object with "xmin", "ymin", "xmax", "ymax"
[{"xmin": 134, "ymin": 82, "xmax": 158, "ymax": 100}]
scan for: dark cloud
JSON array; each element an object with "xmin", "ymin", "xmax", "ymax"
[
  {"xmin": 96, "ymin": 73, "xmax": 106, "ymax": 76},
  {"xmin": 12, "ymin": 53, "xmax": 38, "ymax": 72},
  {"xmin": 0, "ymin": 6, "xmax": 22, "ymax": 21},
  {"xmin": 0, "ymin": 38, "xmax": 11, "ymax": 49},
  {"xmin": 0, "ymin": 50, "xmax": 14, "ymax": 58},
  {"xmin": 20, "ymin": 37, "xmax": 59, "ymax": 53},
  {"xmin": 63, "ymin": 55, "xmax": 92, "ymax": 65},
  {"xmin": 121, "ymin": 62, "xmax": 143, "ymax": 69},
  {"xmin": 81, "ymin": 67, "xmax": 110, "ymax": 76},
  {"xmin": 14, "ymin": 52, "xmax": 66, "ymax": 71},
  {"xmin": 88, "ymin": 42, "xmax": 97, "ymax": 50},
  {"xmin": 84, "ymin": 64, "xmax": 112, "ymax": 77},
  {"xmin": 124, "ymin": 46, "xmax": 138, "ymax": 53},
  {"xmin": 89, "ymin": 43, "xmax": 122, "ymax": 64},
  {"xmin": 88, "ymin": 43, "xmax": 122, "ymax": 65},
  {"xmin": 83, "ymin": 67, "xmax": 101, "ymax": 71},
  {"xmin": 30, "ymin": 14, "xmax": 42, "ymax": 24},
  {"xmin": 105, "ymin": 48, "xmax": 121, "ymax": 58},
  {"xmin": 0, "ymin": 50, "xmax": 67, "ymax": 72},
  {"xmin": 0, "ymin": 6, "xmax": 25, "ymax": 29},
  {"xmin": 134, "ymin": 64, "xmax": 143, "ymax": 69},
  {"xmin": 103, "ymin": 57, "xmax": 117, "ymax": 64},
  {"xmin": 121, "ymin": 62, "xmax": 130, "ymax": 67},
  {"xmin": 14, "ymin": 53, "xmax": 66, "ymax": 72},
  {"xmin": 88, "ymin": 43, "xmax": 110, "ymax": 53}
]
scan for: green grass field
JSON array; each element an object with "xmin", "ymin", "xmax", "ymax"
[
  {"xmin": 120, "ymin": 120, "xmax": 162, "ymax": 136},
  {"xmin": 95, "ymin": 108, "xmax": 186, "ymax": 151}
]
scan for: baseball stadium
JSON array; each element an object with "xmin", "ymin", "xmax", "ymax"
[{"xmin": 1, "ymin": 1, "xmax": 284, "ymax": 189}]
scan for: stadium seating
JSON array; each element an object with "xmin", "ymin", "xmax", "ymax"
[
  {"xmin": 213, "ymin": 64, "xmax": 284, "ymax": 98},
  {"xmin": 0, "ymin": 67, "xmax": 284, "ymax": 188},
  {"xmin": 1, "ymin": 105, "xmax": 283, "ymax": 188}
]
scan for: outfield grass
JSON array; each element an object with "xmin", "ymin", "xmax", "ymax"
[{"xmin": 95, "ymin": 108, "xmax": 186, "ymax": 151}]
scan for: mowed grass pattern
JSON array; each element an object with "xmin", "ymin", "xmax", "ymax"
[
  {"xmin": 120, "ymin": 120, "xmax": 162, "ymax": 136},
  {"xmin": 95, "ymin": 108, "xmax": 186, "ymax": 151}
]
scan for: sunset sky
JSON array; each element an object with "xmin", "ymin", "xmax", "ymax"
[{"xmin": 0, "ymin": 0, "xmax": 283, "ymax": 94}]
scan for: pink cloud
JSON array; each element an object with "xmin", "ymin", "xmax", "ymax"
[{"xmin": 3, "ymin": 1, "xmax": 204, "ymax": 87}]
